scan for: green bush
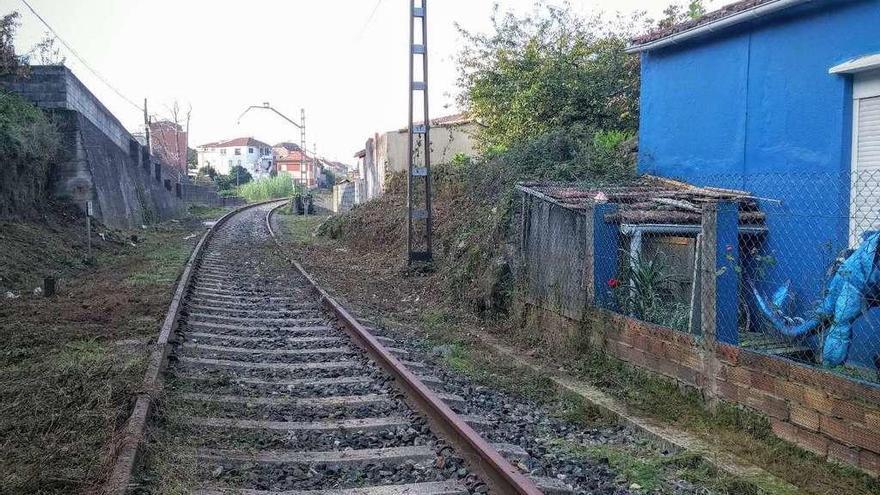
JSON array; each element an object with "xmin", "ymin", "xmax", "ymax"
[
  {"xmin": 0, "ymin": 90, "xmax": 61, "ymax": 218},
  {"xmin": 236, "ymin": 173, "xmax": 301, "ymax": 202}
]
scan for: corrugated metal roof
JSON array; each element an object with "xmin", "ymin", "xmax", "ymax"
[{"xmin": 518, "ymin": 176, "xmax": 765, "ymax": 226}]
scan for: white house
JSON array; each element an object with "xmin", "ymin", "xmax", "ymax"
[{"xmin": 197, "ymin": 137, "xmax": 273, "ymax": 177}]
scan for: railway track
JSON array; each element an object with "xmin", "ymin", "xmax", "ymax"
[{"xmin": 135, "ymin": 201, "xmax": 566, "ymax": 494}]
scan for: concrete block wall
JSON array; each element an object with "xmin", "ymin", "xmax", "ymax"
[
  {"xmin": 180, "ymin": 183, "xmax": 245, "ymax": 208},
  {"xmin": 332, "ymin": 182, "xmax": 358, "ymax": 213},
  {"xmin": 1, "ymin": 66, "xmax": 187, "ymax": 228}
]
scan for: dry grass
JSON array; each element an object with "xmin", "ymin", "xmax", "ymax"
[{"xmin": 0, "ymin": 204, "xmax": 225, "ymax": 494}]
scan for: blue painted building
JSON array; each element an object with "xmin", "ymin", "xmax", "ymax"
[{"xmin": 629, "ymin": 0, "xmax": 880, "ymax": 368}]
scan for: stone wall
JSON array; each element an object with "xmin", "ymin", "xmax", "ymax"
[{"xmin": 1, "ymin": 66, "xmax": 187, "ymax": 228}]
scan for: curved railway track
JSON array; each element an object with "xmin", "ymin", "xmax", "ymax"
[{"xmin": 132, "ymin": 201, "xmax": 565, "ymax": 494}]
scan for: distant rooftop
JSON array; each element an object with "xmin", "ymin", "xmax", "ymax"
[
  {"xmin": 628, "ymin": 0, "xmax": 806, "ymax": 52},
  {"xmin": 199, "ymin": 137, "xmax": 270, "ymax": 149}
]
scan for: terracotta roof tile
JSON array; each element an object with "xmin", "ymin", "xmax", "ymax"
[
  {"xmin": 631, "ymin": 0, "xmax": 777, "ymax": 47},
  {"xmin": 199, "ymin": 137, "xmax": 270, "ymax": 149}
]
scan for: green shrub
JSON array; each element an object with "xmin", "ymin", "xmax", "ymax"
[{"xmin": 0, "ymin": 90, "xmax": 61, "ymax": 218}]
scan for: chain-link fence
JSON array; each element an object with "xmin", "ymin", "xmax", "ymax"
[{"xmin": 519, "ymin": 172, "xmax": 880, "ymax": 384}]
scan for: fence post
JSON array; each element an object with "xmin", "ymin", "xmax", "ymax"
[
  {"xmin": 591, "ymin": 203, "xmax": 619, "ymax": 309},
  {"xmin": 700, "ymin": 201, "xmax": 740, "ymax": 347}
]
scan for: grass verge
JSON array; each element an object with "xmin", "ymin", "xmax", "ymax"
[{"xmin": 0, "ymin": 204, "xmax": 225, "ymax": 494}]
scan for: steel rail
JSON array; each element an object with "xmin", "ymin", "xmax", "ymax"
[
  {"xmin": 104, "ymin": 198, "xmax": 290, "ymax": 495},
  {"xmin": 265, "ymin": 202, "xmax": 542, "ymax": 495}
]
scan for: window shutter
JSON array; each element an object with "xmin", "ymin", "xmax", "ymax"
[
  {"xmin": 851, "ymin": 96, "xmax": 880, "ymax": 244},
  {"xmin": 858, "ymin": 96, "xmax": 880, "ymax": 171}
]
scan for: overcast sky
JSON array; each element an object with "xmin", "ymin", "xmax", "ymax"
[{"xmin": 2, "ymin": 0, "xmax": 732, "ymax": 164}]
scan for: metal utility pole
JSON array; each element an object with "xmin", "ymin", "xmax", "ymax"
[
  {"xmin": 300, "ymin": 108, "xmax": 307, "ymax": 189},
  {"xmin": 407, "ymin": 0, "xmax": 433, "ymax": 264}
]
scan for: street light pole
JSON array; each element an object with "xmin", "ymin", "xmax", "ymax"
[{"xmin": 236, "ymin": 103, "xmax": 307, "ymax": 189}]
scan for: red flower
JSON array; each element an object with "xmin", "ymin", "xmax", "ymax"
[{"xmin": 607, "ymin": 278, "xmax": 620, "ymax": 289}]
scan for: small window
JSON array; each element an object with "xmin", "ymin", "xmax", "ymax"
[
  {"xmin": 220, "ymin": 149, "xmax": 227, "ymax": 155},
  {"xmin": 235, "ymin": 148, "xmax": 241, "ymax": 156},
  {"xmin": 249, "ymin": 147, "xmax": 254, "ymax": 154}
]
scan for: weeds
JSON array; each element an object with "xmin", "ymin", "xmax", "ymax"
[
  {"xmin": 0, "ymin": 205, "xmax": 206, "ymax": 493},
  {"xmin": 236, "ymin": 173, "xmax": 301, "ymax": 202}
]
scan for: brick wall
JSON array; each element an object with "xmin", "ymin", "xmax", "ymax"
[
  {"xmin": 566, "ymin": 306, "xmax": 880, "ymax": 476},
  {"xmin": 517, "ymin": 190, "xmax": 880, "ymax": 476}
]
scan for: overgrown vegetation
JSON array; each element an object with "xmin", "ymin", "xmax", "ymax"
[
  {"xmin": 236, "ymin": 173, "xmax": 299, "ymax": 202},
  {"xmin": 457, "ymin": 4, "xmax": 643, "ymax": 153},
  {"xmin": 0, "ymin": 11, "xmax": 63, "ymax": 219},
  {"xmin": 0, "ymin": 204, "xmax": 219, "ymax": 493},
  {"xmin": 305, "ymin": 1, "xmax": 880, "ymax": 493},
  {"xmin": 611, "ymin": 252, "xmax": 691, "ymax": 332},
  {"xmin": 0, "ymin": 89, "xmax": 62, "ymax": 219}
]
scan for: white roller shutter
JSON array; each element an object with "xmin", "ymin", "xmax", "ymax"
[{"xmin": 851, "ymin": 95, "xmax": 880, "ymax": 245}]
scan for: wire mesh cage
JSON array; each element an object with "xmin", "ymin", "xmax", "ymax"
[{"xmin": 519, "ymin": 172, "xmax": 880, "ymax": 384}]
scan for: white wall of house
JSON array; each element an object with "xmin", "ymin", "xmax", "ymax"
[{"xmin": 197, "ymin": 144, "xmax": 273, "ymax": 176}]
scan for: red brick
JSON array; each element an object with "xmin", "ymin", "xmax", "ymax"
[
  {"xmin": 716, "ymin": 344, "xmax": 740, "ymax": 365},
  {"xmin": 860, "ymin": 449, "xmax": 880, "ymax": 476},
  {"xmin": 797, "ymin": 427, "xmax": 830, "ymax": 457},
  {"xmin": 664, "ymin": 342, "xmax": 689, "ymax": 362},
  {"xmin": 742, "ymin": 388, "xmax": 789, "ymax": 420},
  {"xmin": 716, "ymin": 379, "xmax": 740, "ymax": 402},
  {"xmin": 750, "ymin": 371, "xmax": 778, "ymax": 395},
  {"xmin": 829, "ymin": 398, "xmax": 867, "ymax": 423},
  {"xmin": 645, "ymin": 337, "xmax": 667, "ymax": 357},
  {"xmin": 739, "ymin": 349, "xmax": 791, "ymax": 378},
  {"xmin": 790, "ymin": 364, "xmax": 880, "ymax": 405},
  {"xmin": 617, "ymin": 343, "xmax": 647, "ymax": 368},
  {"xmin": 789, "ymin": 405, "xmax": 821, "ymax": 431},
  {"xmin": 673, "ymin": 363, "xmax": 699, "ymax": 387},
  {"xmin": 851, "ymin": 424, "xmax": 880, "ymax": 454},
  {"xmin": 673, "ymin": 346, "xmax": 704, "ymax": 370},
  {"xmin": 789, "ymin": 365, "xmax": 824, "ymax": 390},
  {"xmin": 775, "ymin": 379, "xmax": 805, "ymax": 403},
  {"xmin": 820, "ymin": 415, "xmax": 854, "ymax": 446},
  {"xmin": 803, "ymin": 388, "xmax": 835, "ymax": 415},
  {"xmin": 828, "ymin": 442, "xmax": 861, "ymax": 466},
  {"xmin": 657, "ymin": 358, "xmax": 683, "ymax": 381},
  {"xmin": 771, "ymin": 419, "xmax": 800, "ymax": 445},
  {"xmin": 866, "ymin": 412, "xmax": 880, "ymax": 430},
  {"xmin": 722, "ymin": 366, "xmax": 753, "ymax": 388},
  {"xmin": 632, "ymin": 333, "xmax": 650, "ymax": 352}
]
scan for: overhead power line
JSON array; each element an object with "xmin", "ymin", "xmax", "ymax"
[
  {"xmin": 19, "ymin": 0, "xmax": 144, "ymax": 112},
  {"xmin": 354, "ymin": 0, "xmax": 385, "ymax": 41}
]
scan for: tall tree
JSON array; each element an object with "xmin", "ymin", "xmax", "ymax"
[
  {"xmin": 0, "ymin": 12, "xmax": 25, "ymax": 76},
  {"xmin": 456, "ymin": 3, "xmax": 646, "ymax": 151}
]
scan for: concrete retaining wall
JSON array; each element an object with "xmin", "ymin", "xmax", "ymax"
[
  {"xmin": 1, "ymin": 66, "xmax": 188, "ymax": 228},
  {"xmin": 180, "ymin": 183, "xmax": 245, "ymax": 208}
]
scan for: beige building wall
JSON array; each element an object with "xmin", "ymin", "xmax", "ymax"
[{"xmin": 379, "ymin": 122, "xmax": 478, "ymax": 175}]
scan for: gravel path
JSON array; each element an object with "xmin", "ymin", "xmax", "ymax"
[{"xmin": 137, "ymin": 203, "xmax": 480, "ymax": 494}]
